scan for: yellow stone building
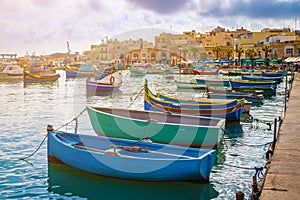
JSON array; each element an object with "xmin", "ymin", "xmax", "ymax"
[
  {"xmin": 235, "ymin": 28, "xmax": 300, "ymax": 60},
  {"xmin": 155, "ymin": 32, "xmax": 204, "ymax": 61},
  {"xmin": 85, "ymin": 27, "xmax": 300, "ymax": 66}
]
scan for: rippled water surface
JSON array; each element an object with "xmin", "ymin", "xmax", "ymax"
[{"xmin": 0, "ymin": 70, "xmax": 287, "ymax": 199}]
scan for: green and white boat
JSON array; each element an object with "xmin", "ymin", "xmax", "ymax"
[{"xmin": 87, "ymin": 106, "xmax": 226, "ymax": 148}]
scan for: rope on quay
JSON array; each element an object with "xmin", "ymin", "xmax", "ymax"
[
  {"xmin": 223, "ymin": 163, "xmax": 267, "ymax": 181},
  {"xmin": 19, "ymin": 108, "xmax": 87, "ymax": 161}
]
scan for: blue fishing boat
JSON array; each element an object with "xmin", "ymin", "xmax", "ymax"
[
  {"xmin": 47, "ymin": 128, "xmax": 216, "ymax": 182},
  {"xmin": 206, "ymin": 88, "xmax": 263, "ymax": 104},
  {"xmin": 242, "ymin": 75, "xmax": 282, "ymax": 83},
  {"xmin": 230, "ymin": 79, "xmax": 277, "ymax": 89},
  {"xmin": 146, "ymin": 80, "xmax": 241, "ymax": 109},
  {"xmin": 144, "ymin": 82, "xmax": 243, "ymax": 121},
  {"xmin": 261, "ymin": 71, "xmax": 286, "ymax": 77}
]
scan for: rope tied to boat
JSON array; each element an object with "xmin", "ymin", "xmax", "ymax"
[
  {"xmin": 19, "ymin": 108, "xmax": 87, "ymax": 161},
  {"xmin": 128, "ymin": 86, "xmax": 144, "ymax": 108}
]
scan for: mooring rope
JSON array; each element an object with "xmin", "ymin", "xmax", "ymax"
[
  {"xmin": 19, "ymin": 108, "xmax": 87, "ymax": 161},
  {"xmin": 128, "ymin": 86, "xmax": 144, "ymax": 108},
  {"xmin": 223, "ymin": 163, "xmax": 267, "ymax": 181},
  {"xmin": 228, "ymin": 139, "xmax": 273, "ymax": 149}
]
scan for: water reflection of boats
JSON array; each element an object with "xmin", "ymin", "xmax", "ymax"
[
  {"xmin": 48, "ymin": 162, "xmax": 219, "ymax": 200},
  {"xmin": 224, "ymin": 121, "xmax": 244, "ymax": 138}
]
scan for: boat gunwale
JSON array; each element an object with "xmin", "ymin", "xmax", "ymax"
[
  {"xmin": 51, "ymin": 131, "xmax": 215, "ymax": 161},
  {"xmin": 87, "ymin": 106, "xmax": 225, "ymax": 129}
]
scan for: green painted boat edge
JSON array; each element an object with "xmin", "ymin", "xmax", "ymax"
[{"xmin": 86, "ymin": 106, "xmax": 225, "ymax": 148}]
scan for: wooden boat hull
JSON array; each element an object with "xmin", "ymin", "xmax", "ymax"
[
  {"xmin": 86, "ymin": 72, "xmax": 122, "ymax": 94},
  {"xmin": 23, "ymin": 71, "xmax": 60, "ymax": 83},
  {"xmin": 193, "ymin": 69, "xmax": 219, "ymax": 75},
  {"xmin": 196, "ymin": 78, "xmax": 230, "ymax": 88},
  {"xmin": 156, "ymin": 92, "xmax": 238, "ymax": 105},
  {"xmin": 262, "ymin": 71, "xmax": 286, "ymax": 77},
  {"xmin": 232, "ymin": 87, "xmax": 275, "ymax": 97},
  {"xmin": 48, "ymin": 130, "xmax": 216, "ymax": 182},
  {"xmin": 148, "ymin": 91, "xmax": 240, "ymax": 109},
  {"xmin": 144, "ymin": 97, "xmax": 243, "ymax": 121},
  {"xmin": 0, "ymin": 73, "xmax": 23, "ymax": 80},
  {"xmin": 86, "ymin": 80, "xmax": 121, "ymax": 94},
  {"xmin": 87, "ymin": 106, "xmax": 225, "ymax": 148},
  {"xmin": 206, "ymin": 88, "xmax": 263, "ymax": 104},
  {"xmin": 65, "ymin": 66, "xmax": 96, "ymax": 77},
  {"xmin": 144, "ymin": 81, "xmax": 243, "ymax": 121},
  {"xmin": 230, "ymin": 79, "xmax": 277, "ymax": 89},
  {"xmin": 242, "ymin": 75, "xmax": 282, "ymax": 83},
  {"xmin": 176, "ymin": 81, "xmax": 206, "ymax": 90},
  {"xmin": 146, "ymin": 80, "xmax": 240, "ymax": 109}
]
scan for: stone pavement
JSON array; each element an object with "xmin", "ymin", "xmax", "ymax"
[{"xmin": 261, "ymin": 72, "xmax": 300, "ymax": 200}]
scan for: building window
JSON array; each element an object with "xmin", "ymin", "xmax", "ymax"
[{"xmin": 286, "ymin": 48, "xmax": 293, "ymax": 55}]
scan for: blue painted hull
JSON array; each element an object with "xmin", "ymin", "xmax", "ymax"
[
  {"xmin": 230, "ymin": 80, "xmax": 277, "ymax": 89},
  {"xmin": 262, "ymin": 71, "xmax": 286, "ymax": 77},
  {"xmin": 242, "ymin": 75, "xmax": 282, "ymax": 83},
  {"xmin": 48, "ymin": 131, "xmax": 216, "ymax": 182},
  {"xmin": 144, "ymin": 98, "xmax": 243, "ymax": 121},
  {"xmin": 149, "ymin": 92, "xmax": 238, "ymax": 109}
]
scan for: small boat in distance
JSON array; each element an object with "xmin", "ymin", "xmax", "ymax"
[
  {"xmin": 0, "ymin": 65, "xmax": 23, "ymax": 80},
  {"xmin": 130, "ymin": 65, "xmax": 147, "ymax": 77},
  {"xmin": 65, "ymin": 63, "xmax": 98, "ymax": 78},
  {"xmin": 86, "ymin": 72, "xmax": 122, "ymax": 94},
  {"xmin": 48, "ymin": 128, "xmax": 216, "ymax": 182},
  {"xmin": 23, "ymin": 71, "xmax": 60, "ymax": 83}
]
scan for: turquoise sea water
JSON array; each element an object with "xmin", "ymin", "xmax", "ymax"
[{"xmin": 0, "ymin": 70, "xmax": 287, "ymax": 199}]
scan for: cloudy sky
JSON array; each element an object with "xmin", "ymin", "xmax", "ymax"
[{"xmin": 1, "ymin": 0, "xmax": 300, "ymax": 56}]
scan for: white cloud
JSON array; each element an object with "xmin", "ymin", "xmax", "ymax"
[{"xmin": 0, "ymin": 0, "xmax": 299, "ymax": 56}]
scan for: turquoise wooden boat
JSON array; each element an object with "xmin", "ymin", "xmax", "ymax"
[
  {"xmin": 48, "ymin": 129, "xmax": 216, "ymax": 182},
  {"xmin": 195, "ymin": 78, "xmax": 231, "ymax": 88},
  {"xmin": 87, "ymin": 106, "xmax": 225, "ymax": 148}
]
